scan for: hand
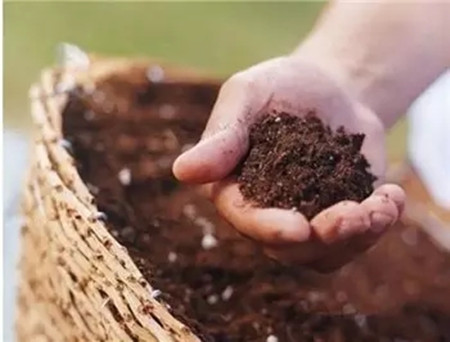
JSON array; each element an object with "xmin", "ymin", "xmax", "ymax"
[{"xmin": 173, "ymin": 56, "xmax": 405, "ymax": 271}]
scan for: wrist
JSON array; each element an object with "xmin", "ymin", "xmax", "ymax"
[
  {"xmin": 291, "ymin": 35, "xmax": 394, "ymax": 129},
  {"xmin": 292, "ymin": 15, "xmax": 450, "ymax": 130}
]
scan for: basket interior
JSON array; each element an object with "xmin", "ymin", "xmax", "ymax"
[{"xmin": 61, "ymin": 63, "xmax": 450, "ymax": 341}]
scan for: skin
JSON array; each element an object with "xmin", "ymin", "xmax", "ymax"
[{"xmin": 173, "ymin": 1, "xmax": 450, "ymax": 271}]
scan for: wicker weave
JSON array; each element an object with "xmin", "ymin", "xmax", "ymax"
[{"xmin": 17, "ymin": 57, "xmax": 216, "ymax": 342}]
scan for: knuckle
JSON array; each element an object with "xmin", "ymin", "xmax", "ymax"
[
  {"xmin": 224, "ymin": 72, "xmax": 254, "ymax": 92},
  {"xmin": 371, "ymin": 212, "xmax": 395, "ymax": 226},
  {"xmin": 339, "ymin": 200, "xmax": 359, "ymax": 208}
]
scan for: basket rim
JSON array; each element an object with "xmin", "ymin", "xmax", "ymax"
[{"xmin": 28, "ymin": 56, "xmax": 218, "ymax": 341}]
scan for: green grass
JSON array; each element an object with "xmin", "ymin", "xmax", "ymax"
[
  {"xmin": 4, "ymin": 1, "xmax": 405, "ymax": 160},
  {"xmin": 4, "ymin": 2, "xmax": 322, "ymax": 126}
]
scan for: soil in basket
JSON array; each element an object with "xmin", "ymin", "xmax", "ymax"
[
  {"xmin": 62, "ymin": 66, "xmax": 450, "ymax": 342},
  {"xmin": 237, "ymin": 113, "xmax": 376, "ymax": 219}
]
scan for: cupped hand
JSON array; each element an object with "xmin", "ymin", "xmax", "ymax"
[{"xmin": 173, "ymin": 56, "xmax": 405, "ymax": 271}]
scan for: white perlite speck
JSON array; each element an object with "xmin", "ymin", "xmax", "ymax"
[
  {"xmin": 168, "ymin": 251, "xmax": 177, "ymax": 263},
  {"xmin": 118, "ymin": 168, "xmax": 132, "ymax": 186},
  {"xmin": 207, "ymin": 294, "xmax": 218, "ymax": 305},
  {"xmin": 151, "ymin": 289, "xmax": 162, "ymax": 299},
  {"xmin": 60, "ymin": 139, "xmax": 72, "ymax": 152},
  {"xmin": 221, "ymin": 286, "xmax": 234, "ymax": 301},
  {"xmin": 266, "ymin": 335, "xmax": 279, "ymax": 342},
  {"xmin": 201, "ymin": 233, "xmax": 218, "ymax": 250},
  {"xmin": 146, "ymin": 65, "xmax": 165, "ymax": 83},
  {"xmin": 90, "ymin": 211, "xmax": 107, "ymax": 222},
  {"xmin": 57, "ymin": 43, "xmax": 90, "ymax": 70}
]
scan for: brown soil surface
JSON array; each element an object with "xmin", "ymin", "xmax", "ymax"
[
  {"xmin": 238, "ymin": 113, "xmax": 376, "ymax": 219},
  {"xmin": 62, "ymin": 66, "xmax": 450, "ymax": 342}
]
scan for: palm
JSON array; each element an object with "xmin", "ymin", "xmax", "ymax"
[{"xmin": 174, "ymin": 56, "xmax": 404, "ymax": 271}]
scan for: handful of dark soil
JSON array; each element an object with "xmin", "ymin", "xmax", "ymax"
[{"xmin": 238, "ymin": 113, "xmax": 376, "ymax": 219}]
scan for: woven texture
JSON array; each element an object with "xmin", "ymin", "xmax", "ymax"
[{"xmin": 17, "ymin": 57, "xmax": 212, "ymax": 342}]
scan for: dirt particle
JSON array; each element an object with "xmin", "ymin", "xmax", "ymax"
[
  {"xmin": 84, "ymin": 110, "xmax": 95, "ymax": 121},
  {"xmin": 195, "ymin": 217, "xmax": 215, "ymax": 235},
  {"xmin": 354, "ymin": 314, "xmax": 367, "ymax": 328},
  {"xmin": 307, "ymin": 291, "xmax": 324, "ymax": 304},
  {"xmin": 342, "ymin": 303, "xmax": 357, "ymax": 315},
  {"xmin": 159, "ymin": 104, "xmax": 176, "ymax": 120},
  {"xmin": 182, "ymin": 204, "xmax": 197, "ymax": 220},
  {"xmin": 336, "ymin": 291, "xmax": 348, "ymax": 303},
  {"xmin": 120, "ymin": 226, "xmax": 136, "ymax": 243},
  {"xmin": 403, "ymin": 279, "xmax": 420, "ymax": 296},
  {"xmin": 103, "ymin": 240, "xmax": 113, "ymax": 250}
]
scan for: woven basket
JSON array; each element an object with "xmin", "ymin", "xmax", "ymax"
[
  {"xmin": 18, "ymin": 55, "xmax": 220, "ymax": 342},
  {"xmin": 18, "ymin": 52, "xmax": 450, "ymax": 342}
]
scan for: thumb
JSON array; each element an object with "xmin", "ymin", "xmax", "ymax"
[{"xmin": 173, "ymin": 74, "xmax": 254, "ymax": 184}]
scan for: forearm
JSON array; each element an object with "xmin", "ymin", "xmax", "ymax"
[{"xmin": 294, "ymin": 1, "xmax": 450, "ymax": 128}]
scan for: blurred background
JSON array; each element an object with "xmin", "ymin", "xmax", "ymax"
[
  {"xmin": 4, "ymin": 2, "xmax": 408, "ymax": 341},
  {"xmin": 4, "ymin": 1, "xmax": 406, "ymax": 159}
]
